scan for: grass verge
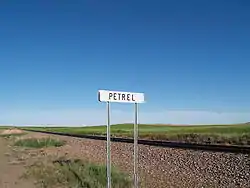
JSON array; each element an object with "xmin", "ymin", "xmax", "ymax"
[
  {"xmin": 14, "ymin": 137, "xmax": 65, "ymax": 148},
  {"xmin": 22, "ymin": 158, "xmax": 132, "ymax": 188}
]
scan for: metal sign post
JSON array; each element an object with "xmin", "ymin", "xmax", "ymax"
[
  {"xmin": 134, "ymin": 103, "xmax": 139, "ymax": 188},
  {"xmin": 98, "ymin": 90, "xmax": 145, "ymax": 188},
  {"xmin": 106, "ymin": 102, "xmax": 111, "ymax": 188}
]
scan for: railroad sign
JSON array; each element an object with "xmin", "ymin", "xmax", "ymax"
[
  {"xmin": 98, "ymin": 89, "xmax": 145, "ymax": 188},
  {"xmin": 98, "ymin": 90, "xmax": 145, "ymax": 103}
]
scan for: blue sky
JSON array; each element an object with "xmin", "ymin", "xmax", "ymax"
[{"xmin": 0, "ymin": 1, "xmax": 250, "ymax": 125}]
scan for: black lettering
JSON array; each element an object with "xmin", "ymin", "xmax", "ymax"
[
  {"xmin": 132, "ymin": 94, "xmax": 135, "ymax": 101},
  {"xmin": 127, "ymin": 94, "xmax": 130, "ymax": 101},
  {"xmin": 122, "ymin": 94, "xmax": 125, "ymax": 100},
  {"xmin": 113, "ymin": 93, "xmax": 117, "ymax": 100},
  {"xmin": 109, "ymin": 93, "xmax": 113, "ymax": 99},
  {"xmin": 118, "ymin": 93, "xmax": 121, "ymax": 100}
]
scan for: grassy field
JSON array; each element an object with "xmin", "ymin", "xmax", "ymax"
[{"xmin": 22, "ymin": 123, "xmax": 250, "ymax": 146}]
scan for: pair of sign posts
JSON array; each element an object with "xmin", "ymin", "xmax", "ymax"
[{"xmin": 98, "ymin": 90, "xmax": 145, "ymax": 188}]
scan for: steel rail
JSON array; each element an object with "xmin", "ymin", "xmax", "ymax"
[{"xmin": 22, "ymin": 129, "xmax": 250, "ymax": 154}]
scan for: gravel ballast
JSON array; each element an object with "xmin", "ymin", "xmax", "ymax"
[{"xmin": 31, "ymin": 133, "xmax": 250, "ymax": 188}]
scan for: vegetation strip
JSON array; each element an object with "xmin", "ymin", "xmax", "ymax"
[
  {"xmin": 23, "ymin": 158, "xmax": 132, "ymax": 188},
  {"xmin": 0, "ymin": 133, "xmax": 26, "ymax": 137},
  {"xmin": 22, "ymin": 123, "xmax": 250, "ymax": 146},
  {"xmin": 14, "ymin": 137, "xmax": 65, "ymax": 148},
  {"xmin": 23, "ymin": 129, "xmax": 250, "ymax": 154}
]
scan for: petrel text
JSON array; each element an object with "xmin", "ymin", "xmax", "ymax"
[{"xmin": 98, "ymin": 90, "xmax": 145, "ymax": 103}]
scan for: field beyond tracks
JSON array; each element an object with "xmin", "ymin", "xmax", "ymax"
[{"xmin": 23, "ymin": 123, "xmax": 250, "ymax": 146}]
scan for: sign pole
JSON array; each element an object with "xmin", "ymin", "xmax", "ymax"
[
  {"xmin": 134, "ymin": 103, "xmax": 139, "ymax": 188},
  {"xmin": 107, "ymin": 101, "xmax": 111, "ymax": 188},
  {"xmin": 98, "ymin": 90, "xmax": 145, "ymax": 188}
]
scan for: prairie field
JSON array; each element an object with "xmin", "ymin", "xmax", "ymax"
[{"xmin": 23, "ymin": 123, "xmax": 250, "ymax": 146}]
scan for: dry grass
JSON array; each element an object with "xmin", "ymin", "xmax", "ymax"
[
  {"xmin": 22, "ymin": 158, "xmax": 132, "ymax": 188},
  {"xmin": 1, "ymin": 128, "xmax": 24, "ymax": 134},
  {"xmin": 0, "ymin": 129, "xmax": 26, "ymax": 138}
]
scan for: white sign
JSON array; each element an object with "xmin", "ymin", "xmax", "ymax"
[
  {"xmin": 98, "ymin": 89, "xmax": 145, "ymax": 188},
  {"xmin": 98, "ymin": 90, "xmax": 145, "ymax": 103}
]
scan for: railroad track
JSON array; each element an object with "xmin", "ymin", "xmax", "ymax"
[{"xmin": 22, "ymin": 129, "xmax": 250, "ymax": 154}]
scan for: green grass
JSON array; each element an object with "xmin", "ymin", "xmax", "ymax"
[
  {"xmin": 23, "ymin": 123, "xmax": 250, "ymax": 145},
  {"xmin": 22, "ymin": 158, "xmax": 132, "ymax": 188},
  {"xmin": 14, "ymin": 137, "xmax": 65, "ymax": 148},
  {"xmin": 0, "ymin": 126, "xmax": 13, "ymax": 129}
]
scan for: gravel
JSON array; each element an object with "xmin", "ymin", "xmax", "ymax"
[{"xmin": 31, "ymin": 133, "xmax": 250, "ymax": 188}]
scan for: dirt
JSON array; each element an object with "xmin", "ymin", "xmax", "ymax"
[
  {"xmin": 0, "ymin": 136, "xmax": 34, "ymax": 188},
  {"xmin": 1, "ymin": 129, "xmax": 24, "ymax": 135}
]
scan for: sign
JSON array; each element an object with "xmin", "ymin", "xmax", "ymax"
[
  {"xmin": 98, "ymin": 90, "xmax": 145, "ymax": 103},
  {"xmin": 98, "ymin": 89, "xmax": 145, "ymax": 188}
]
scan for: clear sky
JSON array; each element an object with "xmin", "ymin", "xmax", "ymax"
[{"xmin": 0, "ymin": 0, "xmax": 250, "ymax": 125}]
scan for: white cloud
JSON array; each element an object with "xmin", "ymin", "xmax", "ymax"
[{"xmin": 0, "ymin": 108, "xmax": 249, "ymax": 126}]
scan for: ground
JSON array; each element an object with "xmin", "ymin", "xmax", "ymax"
[
  {"xmin": 0, "ymin": 136, "xmax": 34, "ymax": 188},
  {"xmin": 0, "ymin": 129, "xmax": 249, "ymax": 188}
]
